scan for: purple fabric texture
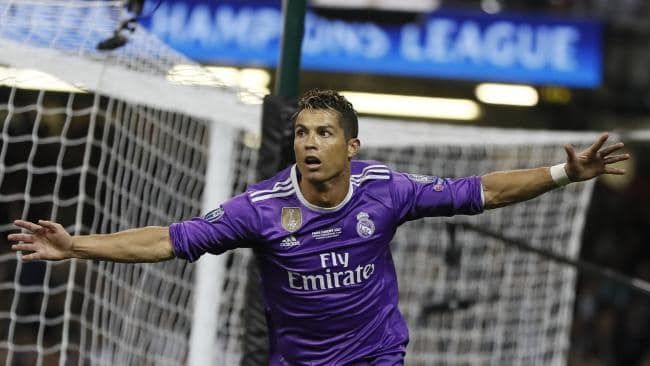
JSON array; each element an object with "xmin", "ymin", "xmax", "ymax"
[{"xmin": 169, "ymin": 160, "xmax": 484, "ymax": 365}]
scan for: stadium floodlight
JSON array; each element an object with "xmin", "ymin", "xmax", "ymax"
[
  {"xmin": 475, "ymin": 83, "xmax": 539, "ymax": 106},
  {"xmin": 481, "ymin": 0, "xmax": 502, "ymax": 14},
  {"xmin": 341, "ymin": 91, "xmax": 481, "ymax": 120}
]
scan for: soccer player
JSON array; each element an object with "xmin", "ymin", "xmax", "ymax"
[{"xmin": 7, "ymin": 90, "xmax": 629, "ymax": 365}]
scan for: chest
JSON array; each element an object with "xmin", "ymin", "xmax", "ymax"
[{"xmin": 259, "ymin": 198, "xmax": 395, "ymax": 257}]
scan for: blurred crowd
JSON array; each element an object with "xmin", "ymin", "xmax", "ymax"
[{"xmin": 569, "ymin": 142, "xmax": 650, "ymax": 366}]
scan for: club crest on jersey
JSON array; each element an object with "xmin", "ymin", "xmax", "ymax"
[
  {"xmin": 204, "ymin": 206, "xmax": 225, "ymax": 223},
  {"xmin": 281, "ymin": 207, "xmax": 302, "ymax": 232},
  {"xmin": 356, "ymin": 212, "xmax": 375, "ymax": 238}
]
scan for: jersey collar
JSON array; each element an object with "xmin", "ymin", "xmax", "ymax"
[{"xmin": 291, "ymin": 164, "xmax": 353, "ymax": 213}]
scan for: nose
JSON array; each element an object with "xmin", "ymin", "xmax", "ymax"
[{"xmin": 304, "ymin": 131, "xmax": 317, "ymax": 149}]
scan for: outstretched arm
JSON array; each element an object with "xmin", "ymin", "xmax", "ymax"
[
  {"xmin": 7, "ymin": 220, "xmax": 174, "ymax": 262},
  {"xmin": 481, "ymin": 133, "xmax": 629, "ymax": 209}
]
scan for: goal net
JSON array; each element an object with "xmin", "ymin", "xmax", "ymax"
[
  {"xmin": 0, "ymin": 1, "xmax": 259, "ymax": 365},
  {"xmin": 0, "ymin": 1, "xmax": 599, "ymax": 366},
  {"xmin": 360, "ymin": 122, "xmax": 598, "ymax": 365}
]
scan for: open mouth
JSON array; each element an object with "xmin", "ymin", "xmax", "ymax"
[{"xmin": 304, "ymin": 156, "xmax": 322, "ymax": 169}]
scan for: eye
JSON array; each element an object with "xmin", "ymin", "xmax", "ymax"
[
  {"xmin": 319, "ymin": 130, "xmax": 332, "ymax": 137},
  {"xmin": 295, "ymin": 129, "xmax": 305, "ymax": 137}
]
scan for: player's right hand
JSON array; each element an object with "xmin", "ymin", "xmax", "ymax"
[{"xmin": 7, "ymin": 220, "xmax": 73, "ymax": 261}]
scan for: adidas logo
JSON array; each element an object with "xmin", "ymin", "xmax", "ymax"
[{"xmin": 279, "ymin": 236, "xmax": 300, "ymax": 248}]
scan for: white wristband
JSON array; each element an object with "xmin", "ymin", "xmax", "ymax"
[{"xmin": 550, "ymin": 163, "xmax": 571, "ymax": 187}]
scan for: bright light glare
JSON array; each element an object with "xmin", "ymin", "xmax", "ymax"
[
  {"xmin": 239, "ymin": 89, "xmax": 270, "ymax": 105},
  {"xmin": 0, "ymin": 67, "xmax": 85, "ymax": 92},
  {"xmin": 475, "ymin": 83, "xmax": 538, "ymax": 106},
  {"xmin": 341, "ymin": 91, "xmax": 481, "ymax": 121},
  {"xmin": 240, "ymin": 68, "xmax": 271, "ymax": 90},
  {"xmin": 167, "ymin": 64, "xmax": 225, "ymax": 87},
  {"xmin": 167, "ymin": 65, "xmax": 270, "ymax": 104},
  {"xmin": 169, "ymin": 64, "xmax": 271, "ymax": 90},
  {"xmin": 481, "ymin": 0, "xmax": 501, "ymax": 13},
  {"xmin": 205, "ymin": 66, "xmax": 239, "ymax": 86}
]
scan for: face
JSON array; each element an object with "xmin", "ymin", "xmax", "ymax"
[{"xmin": 294, "ymin": 109, "xmax": 360, "ymax": 184}]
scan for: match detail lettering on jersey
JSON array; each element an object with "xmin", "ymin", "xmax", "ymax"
[{"xmin": 312, "ymin": 227, "xmax": 343, "ymax": 240}]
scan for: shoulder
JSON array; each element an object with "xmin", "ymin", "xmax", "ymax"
[
  {"xmin": 246, "ymin": 165, "xmax": 295, "ymax": 204},
  {"xmin": 350, "ymin": 160, "xmax": 394, "ymax": 194},
  {"xmin": 351, "ymin": 160, "xmax": 392, "ymax": 181}
]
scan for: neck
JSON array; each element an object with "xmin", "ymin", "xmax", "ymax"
[{"xmin": 298, "ymin": 168, "xmax": 350, "ymax": 208}]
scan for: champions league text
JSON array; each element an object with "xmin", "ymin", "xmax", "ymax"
[{"xmin": 287, "ymin": 251, "xmax": 375, "ymax": 291}]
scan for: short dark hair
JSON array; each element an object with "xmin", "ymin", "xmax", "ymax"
[{"xmin": 295, "ymin": 89, "xmax": 358, "ymax": 139}]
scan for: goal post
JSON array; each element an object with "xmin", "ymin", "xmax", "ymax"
[{"xmin": 188, "ymin": 124, "xmax": 238, "ymax": 366}]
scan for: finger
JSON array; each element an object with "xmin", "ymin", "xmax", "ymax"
[
  {"xmin": 21, "ymin": 252, "xmax": 41, "ymax": 262},
  {"xmin": 13, "ymin": 220, "xmax": 45, "ymax": 233},
  {"xmin": 11, "ymin": 243, "xmax": 38, "ymax": 252},
  {"xmin": 604, "ymin": 154, "xmax": 631, "ymax": 164},
  {"xmin": 604, "ymin": 167, "xmax": 626, "ymax": 175},
  {"xmin": 38, "ymin": 220, "xmax": 60, "ymax": 232},
  {"xmin": 599, "ymin": 142, "xmax": 625, "ymax": 157},
  {"xmin": 587, "ymin": 133, "xmax": 609, "ymax": 154},
  {"xmin": 564, "ymin": 144, "xmax": 577, "ymax": 163},
  {"xmin": 7, "ymin": 233, "xmax": 35, "ymax": 243}
]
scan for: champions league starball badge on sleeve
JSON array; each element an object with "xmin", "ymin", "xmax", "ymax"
[
  {"xmin": 407, "ymin": 173, "xmax": 445, "ymax": 191},
  {"xmin": 406, "ymin": 173, "xmax": 436, "ymax": 183},
  {"xmin": 356, "ymin": 212, "xmax": 375, "ymax": 238},
  {"xmin": 204, "ymin": 206, "xmax": 225, "ymax": 223}
]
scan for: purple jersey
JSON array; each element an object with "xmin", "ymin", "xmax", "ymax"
[{"xmin": 170, "ymin": 160, "xmax": 484, "ymax": 365}]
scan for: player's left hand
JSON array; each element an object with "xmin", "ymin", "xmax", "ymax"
[{"xmin": 564, "ymin": 132, "xmax": 630, "ymax": 182}]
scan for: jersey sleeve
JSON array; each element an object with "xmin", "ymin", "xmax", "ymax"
[
  {"xmin": 168, "ymin": 193, "xmax": 260, "ymax": 262},
  {"xmin": 390, "ymin": 171, "xmax": 484, "ymax": 223}
]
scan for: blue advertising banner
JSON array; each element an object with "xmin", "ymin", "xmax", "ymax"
[{"xmin": 140, "ymin": 0, "xmax": 602, "ymax": 87}]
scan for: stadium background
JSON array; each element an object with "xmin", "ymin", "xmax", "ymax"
[
  {"xmin": 147, "ymin": 2, "xmax": 650, "ymax": 364},
  {"xmin": 0, "ymin": 0, "xmax": 648, "ymax": 365}
]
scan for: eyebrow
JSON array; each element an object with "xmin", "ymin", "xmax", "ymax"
[{"xmin": 295, "ymin": 123, "xmax": 335, "ymax": 129}]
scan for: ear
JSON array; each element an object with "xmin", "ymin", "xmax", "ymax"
[{"xmin": 347, "ymin": 138, "xmax": 360, "ymax": 159}]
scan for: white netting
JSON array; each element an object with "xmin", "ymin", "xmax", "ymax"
[
  {"xmin": 0, "ymin": 1, "xmax": 258, "ymax": 365},
  {"xmin": 360, "ymin": 119, "xmax": 599, "ymax": 365},
  {"xmin": 0, "ymin": 0, "xmax": 262, "ymax": 132},
  {"xmin": 0, "ymin": 0, "xmax": 184, "ymax": 76},
  {"xmin": 0, "ymin": 90, "xmax": 205, "ymax": 365}
]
